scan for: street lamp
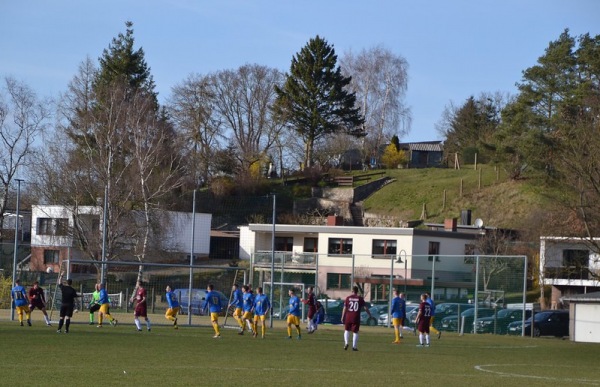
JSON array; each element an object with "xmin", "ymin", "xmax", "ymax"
[{"xmin": 388, "ymin": 251, "xmax": 405, "ymax": 328}]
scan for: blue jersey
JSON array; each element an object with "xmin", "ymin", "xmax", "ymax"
[
  {"xmin": 98, "ymin": 289, "xmax": 111, "ymax": 305},
  {"xmin": 11, "ymin": 285, "xmax": 28, "ymax": 307},
  {"xmin": 253, "ymin": 293, "xmax": 270, "ymax": 316},
  {"xmin": 202, "ymin": 290, "xmax": 222, "ymax": 313},
  {"xmin": 242, "ymin": 292, "xmax": 254, "ymax": 312},
  {"xmin": 289, "ymin": 295, "xmax": 301, "ymax": 316},
  {"xmin": 391, "ymin": 296, "xmax": 406, "ymax": 319},
  {"xmin": 166, "ymin": 291, "xmax": 179, "ymax": 308},
  {"xmin": 426, "ymin": 297, "xmax": 435, "ymax": 316},
  {"xmin": 231, "ymin": 288, "xmax": 243, "ymax": 308}
]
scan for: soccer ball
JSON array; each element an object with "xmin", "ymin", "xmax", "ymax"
[{"xmin": 46, "ymin": 267, "xmax": 54, "ymax": 274}]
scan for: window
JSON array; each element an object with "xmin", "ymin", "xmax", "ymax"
[
  {"xmin": 464, "ymin": 244, "xmax": 475, "ymax": 264},
  {"xmin": 327, "ymin": 273, "xmax": 351, "ymax": 289},
  {"xmin": 328, "ymin": 238, "xmax": 353, "ymax": 255},
  {"xmin": 428, "ymin": 241, "xmax": 440, "ymax": 262},
  {"xmin": 37, "ymin": 218, "xmax": 69, "ymax": 236},
  {"xmin": 37, "ymin": 218, "xmax": 53, "ymax": 235},
  {"xmin": 372, "ymin": 239, "xmax": 397, "ymax": 257},
  {"xmin": 43, "ymin": 250, "xmax": 60, "ymax": 264},
  {"xmin": 303, "ymin": 237, "xmax": 318, "ymax": 253},
  {"xmin": 562, "ymin": 249, "xmax": 588, "ymax": 268},
  {"xmin": 274, "ymin": 237, "xmax": 293, "ymax": 252}
]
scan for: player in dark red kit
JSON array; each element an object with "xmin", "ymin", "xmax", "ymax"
[
  {"xmin": 341, "ymin": 285, "xmax": 372, "ymax": 351},
  {"xmin": 301, "ymin": 286, "xmax": 317, "ymax": 333},
  {"xmin": 132, "ymin": 280, "xmax": 151, "ymax": 332},
  {"xmin": 415, "ymin": 293, "xmax": 432, "ymax": 347},
  {"xmin": 28, "ymin": 281, "xmax": 52, "ymax": 326}
]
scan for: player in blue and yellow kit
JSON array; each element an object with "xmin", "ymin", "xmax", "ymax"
[
  {"xmin": 286, "ymin": 288, "xmax": 302, "ymax": 339},
  {"xmin": 252, "ymin": 287, "xmax": 271, "ymax": 338},
  {"xmin": 202, "ymin": 283, "xmax": 223, "ymax": 338},
  {"xmin": 229, "ymin": 283, "xmax": 244, "ymax": 332},
  {"xmin": 165, "ymin": 285, "xmax": 180, "ymax": 329},
  {"xmin": 426, "ymin": 292, "xmax": 441, "ymax": 339},
  {"xmin": 11, "ymin": 279, "xmax": 31, "ymax": 326},
  {"xmin": 97, "ymin": 283, "xmax": 117, "ymax": 327},
  {"xmin": 240, "ymin": 285, "xmax": 255, "ymax": 335}
]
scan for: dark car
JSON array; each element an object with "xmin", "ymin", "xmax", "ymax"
[
  {"xmin": 320, "ymin": 299, "xmax": 345, "ymax": 325},
  {"xmin": 408, "ymin": 302, "xmax": 474, "ymax": 330},
  {"xmin": 440, "ymin": 308, "xmax": 495, "ymax": 332},
  {"xmin": 474, "ymin": 308, "xmax": 533, "ymax": 334},
  {"xmin": 176, "ymin": 288, "xmax": 229, "ymax": 316},
  {"xmin": 361, "ymin": 304, "xmax": 388, "ymax": 326},
  {"xmin": 507, "ymin": 310, "xmax": 569, "ymax": 337}
]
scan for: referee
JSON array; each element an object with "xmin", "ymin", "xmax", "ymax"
[{"xmin": 56, "ymin": 273, "xmax": 79, "ymax": 334}]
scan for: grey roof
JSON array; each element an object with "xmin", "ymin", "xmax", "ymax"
[
  {"xmin": 560, "ymin": 291, "xmax": 600, "ymax": 302},
  {"xmin": 398, "ymin": 141, "xmax": 444, "ymax": 152}
]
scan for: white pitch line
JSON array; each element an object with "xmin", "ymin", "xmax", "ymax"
[{"xmin": 474, "ymin": 364, "xmax": 600, "ymax": 386}]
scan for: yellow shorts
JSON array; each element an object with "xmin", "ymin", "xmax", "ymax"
[
  {"xmin": 242, "ymin": 311, "xmax": 254, "ymax": 320},
  {"xmin": 233, "ymin": 307, "xmax": 242, "ymax": 318},
  {"xmin": 166, "ymin": 307, "xmax": 180, "ymax": 318},
  {"xmin": 392, "ymin": 317, "xmax": 402, "ymax": 326},
  {"xmin": 287, "ymin": 315, "xmax": 300, "ymax": 326},
  {"xmin": 210, "ymin": 312, "xmax": 219, "ymax": 322},
  {"xmin": 16, "ymin": 305, "xmax": 30, "ymax": 315},
  {"xmin": 254, "ymin": 314, "xmax": 267, "ymax": 323},
  {"xmin": 99, "ymin": 304, "xmax": 111, "ymax": 314}
]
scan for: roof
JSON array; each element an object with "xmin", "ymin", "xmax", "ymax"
[
  {"xmin": 398, "ymin": 141, "xmax": 444, "ymax": 152},
  {"xmin": 561, "ymin": 291, "xmax": 600, "ymax": 302}
]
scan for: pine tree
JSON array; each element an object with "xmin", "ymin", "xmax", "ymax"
[{"xmin": 274, "ymin": 35, "xmax": 364, "ymax": 168}]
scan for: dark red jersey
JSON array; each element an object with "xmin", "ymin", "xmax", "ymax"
[
  {"xmin": 343, "ymin": 294, "xmax": 366, "ymax": 324},
  {"xmin": 29, "ymin": 287, "xmax": 46, "ymax": 305}
]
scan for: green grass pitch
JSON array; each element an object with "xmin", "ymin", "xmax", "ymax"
[{"xmin": 1, "ymin": 317, "xmax": 599, "ymax": 386}]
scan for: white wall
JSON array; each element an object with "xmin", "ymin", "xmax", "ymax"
[
  {"xmin": 161, "ymin": 211, "xmax": 211, "ymax": 255},
  {"xmin": 573, "ymin": 303, "xmax": 600, "ymax": 343}
]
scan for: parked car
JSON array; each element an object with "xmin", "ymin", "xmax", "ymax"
[
  {"xmin": 440, "ymin": 308, "xmax": 495, "ymax": 332},
  {"xmin": 319, "ymin": 299, "xmax": 345, "ymax": 325},
  {"xmin": 408, "ymin": 302, "xmax": 474, "ymax": 330},
  {"xmin": 474, "ymin": 308, "xmax": 533, "ymax": 334},
  {"xmin": 176, "ymin": 288, "xmax": 229, "ymax": 316},
  {"xmin": 361, "ymin": 304, "xmax": 388, "ymax": 326},
  {"xmin": 379, "ymin": 304, "xmax": 418, "ymax": 326},
  {"xmin": 507, "ymin": 310, "xmax": 569, "ymax": 337}
]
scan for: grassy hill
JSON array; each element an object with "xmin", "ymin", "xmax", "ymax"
[{"xmin": 357, "ymin": 165, "xmax": 557, "ymax": 230}]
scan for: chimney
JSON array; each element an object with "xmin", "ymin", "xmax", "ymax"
[
  {"xmin": 444, "ymin": 218, "xmax": 457, "ymax": 232},
  {"xmin": 327, "ymin": 215, "xmax": 344, "ymax": 226}
]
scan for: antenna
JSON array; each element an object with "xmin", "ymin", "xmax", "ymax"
[{"xmin": 474, "ymin": 218, "xmax": 484, "ymax": 228}]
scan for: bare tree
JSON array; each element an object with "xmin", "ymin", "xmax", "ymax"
[
  {"xmin": 340, "ymin": 46, "xmax": 411, "ymax": 162},
  {"xmin": 211, "ymin": 64, "xmax": 284, "ymax": 179},
  {"xmin": 475, "ymin": 229, "xmax": 514, "ymax": 291},
  {"xmin": 0, "ymin": 77, "xmax": 49, "ymax": 236},
  {"xmin": 168, "ymin": 73, "xmax": 223, "ymax": 186}
]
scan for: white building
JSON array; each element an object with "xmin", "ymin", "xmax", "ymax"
[
  {"xmin": 30, "ymin": 205, "xmax": 211, "ymax": 272},
  {"xmin": 240, "ymin": 218, "xmax": 482, "ymax": 302}
]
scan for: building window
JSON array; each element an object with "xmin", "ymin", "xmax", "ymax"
[
  {"xmin": 303, "ymin": 238, "xmax": 318, "ymax": 253},
  {"xmin": 37, "ymin": 218, "xmax": 53, "ymax": 235},
  {"xmin": 328, "ymin": 238, "xmax": 353, "ymax": 256},
  {"xmin": 43, "ymin": 250, "xmax": 60, "ymax": 264},
  {"xmin": 428, "ymin": 241, "xmax": 440, "ymax": 262},
  {"xmin": 464, "ymin": 244, "xmax": 475, "ymax": 264},
  {"xmin": 372, "ymin": 239, "xmax": 397, "ymax": 257},
  {"xmin": 274, "ymin": 237, "xmax": 293, "ymax": 252},
  {"xmin": 327, "ymin": 273, "xmax": 351, "ymax": 289},
  {"xmin": 562, "ymin": 249, "xmax": 588, "ymax": 268},
  {"xmin": 37, "ymin": 218, "xmax": 69, "ymax": 236}
]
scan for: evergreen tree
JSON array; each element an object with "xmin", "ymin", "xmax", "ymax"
[{"xmin": 273, "ymin": 35, "xmax": 364, "ymax": 168}]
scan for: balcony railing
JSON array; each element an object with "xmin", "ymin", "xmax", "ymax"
[
  {"xmin": 544, "ymin": 266, "xmax": 591, "ymax": 280},
  {"xmin": 253, "ymin": 251, "xmax": 317, "ymax": 267}
]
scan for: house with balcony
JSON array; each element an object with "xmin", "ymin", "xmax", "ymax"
[
  {"xmin": 30, "ymin": 205, "xmax": 212, "ymax": 273},
  {"xmin": 239, "ymin": 217, "xmax": 486, "ymax": 302},
  {"xmin": 540, "ymin": 236, "xmax": 600, "ymax": 308}
]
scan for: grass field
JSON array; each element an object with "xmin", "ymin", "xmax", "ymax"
[{"xmin": 2, "ymin": 313, "xmax": 599, "ymax": 387}]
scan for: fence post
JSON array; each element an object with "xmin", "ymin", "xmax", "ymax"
[
  {"xmin": 151, "ymin": 287, "xmax": 155, "ymax": 314},
  {"xmin": 125, "ymin": 288, "xmax": 129, "ymax": 313}
]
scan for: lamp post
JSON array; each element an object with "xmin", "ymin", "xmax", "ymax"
[
  {"xmin": 269, "ymin": 194, "xmax": 276, "ymax": 328},
  {"xmin": 398, "ymin": 249, "xmax": 407, "ymax": 294},
  {"xmin": 11, "ymin": 178, "xmax": 23, "ymax": 321},
  {"xmin": 388, "ymin": 252, "xmax": 405, "ymax": 328}
]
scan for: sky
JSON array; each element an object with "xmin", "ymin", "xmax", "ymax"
[{"xmin": 1, "ymin": 0, "xmax": 598, "ymax": 143}]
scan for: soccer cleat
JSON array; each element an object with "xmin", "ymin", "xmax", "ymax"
[
  {"xmin": 238, "ymin": 331, "xmax": 244, "ymax": 335},
  {"xmin": 47, "ymin": 322, "xmax": 52, "ymax": 327},
  {"xmin": 437, "ymin": 331, "xmax": 442, "ymax": 339},
  {"xmin": 392, "ymin": 340, "xmax": 401, "ymax": 344},
  {"xmin": 57, "ymin": 329, "xmax": 61, "ymax": 333},
  {"xmin": 137, "ymin": 329, "xmax": 142, "ymax": 332},
  {"xmin": 352, "ymin": 347, "xmax": 358, "ymax": 351},
  {"xmin": 147, "ymin": 328, "xmax": 151, "ymax": 332},
  {"xmin": 114, "ymin": 319, "xmax": 118, "ymax": 326},
  {"xmin": 425, "ymin": 344, "xmax": 430, "ymax": 347},
  {"xmin": 213, "ymin": 335, "xmax": 221, "ymax": 339},
  {"xmin": 89, "ymin": 322, "xmax": 94, "ymax": 325},
  {"xmin": 97, "ymin": 325, "xmax": 102, "ymax": 328},
  {"xmin": 416, "ymin": 344, "xmax": 423, "ymax": 347},
  {"xmin": 297, "ymin": 335, "xmax": 301, "ymax": 340},
  {"xmin": 20, "ymin": 322, "xmax": 24, "ymax": 326},
  {"xmin": 344, "ymin": 344, "xmax": 348, "ymax": 350},
  {"xmin": 65, "ymin": 330, "xmax": 69, "ymax": 334},
  {"xmin": 27, "ymin": 320, "xmax": 32, "ymax": 326},
  {"xmin": 287, "ymin": 336, "xmax": 292, "ymax": 340}
]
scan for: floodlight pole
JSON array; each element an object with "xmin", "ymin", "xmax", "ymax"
[
  {"xmin": 269, "ymin": 194, "xmax": 276, "ymax": 328},
  {"xmin": 187, "ymin": 189, "xmax": 196, "ymax": 325},
  {"xmin": 10, "ymin": 178, "xmax": 23, "ymax": 321},
  {"xmin": 100, "ymin": 185, "xmax": 108, "ymax": 283}
]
